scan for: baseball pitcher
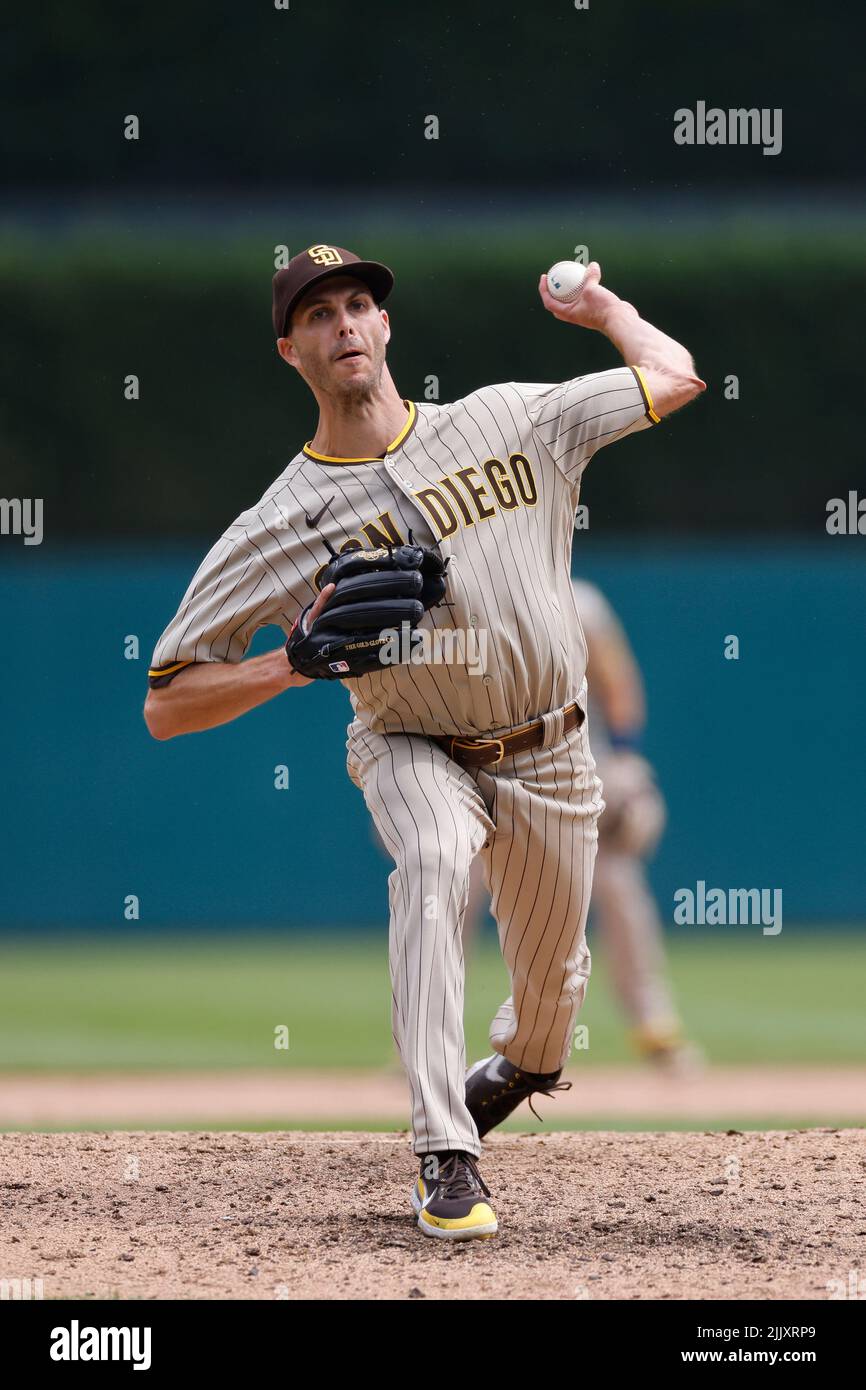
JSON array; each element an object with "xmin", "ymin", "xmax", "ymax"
[{"xmin": 144, "ymin": 243, "xmax": 705, "ymax": 1240}]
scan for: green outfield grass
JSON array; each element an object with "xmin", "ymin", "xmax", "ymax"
[{"xmin": 0, "ymin": 929, "xmax": 863, "ymax": 1071}]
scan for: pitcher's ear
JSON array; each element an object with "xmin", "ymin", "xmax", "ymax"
[{"xmin": 277, "ymin": 337, "xmax": 297, "ymax": 367}]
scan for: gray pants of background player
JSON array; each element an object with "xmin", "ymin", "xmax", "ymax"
[
  {"xmin": 591, "ymin": 850, "xmax": 679, "ymax": 1032},
  {"xmin": 346, "ymin": 695, "xmax": 603, "ymax": 1159}
]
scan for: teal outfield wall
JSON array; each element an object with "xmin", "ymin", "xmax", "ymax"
[{"xmin": 1, "ymin": 540, "xmax": 864, "ymax": 929}]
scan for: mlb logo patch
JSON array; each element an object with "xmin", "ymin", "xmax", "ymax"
[{"xmin": 329, "ymin": 660, "xmax": 351, "ymax": 673}]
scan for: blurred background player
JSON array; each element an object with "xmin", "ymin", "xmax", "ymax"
[
  {"xmin": 459, "ymin": 575, "xmax": 704, "ymax": 1077},
  {"xmin": 568, "ymin": 576, "xmax": 703, "ymax": 1074}
]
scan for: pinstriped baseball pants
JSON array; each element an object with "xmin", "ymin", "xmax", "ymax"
[{"xmin": 345, "ymin": 696, "xmax": 604, "ymax": 1158}]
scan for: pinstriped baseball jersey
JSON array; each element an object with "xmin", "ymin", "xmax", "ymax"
[{"xmin": 149, "ymin": 365, "xmax": 657, "ymax": 736}]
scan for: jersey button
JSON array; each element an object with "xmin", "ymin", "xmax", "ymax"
[
  {"xmin": 469, "ymin": 616, "xmax": 478, "ymax": 628},
  {"xmin": 482, "ymin": 675, "xmax": 493, "ymax": 686}
]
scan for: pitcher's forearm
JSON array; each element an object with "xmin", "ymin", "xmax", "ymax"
[
  {"xmin": 538, "ymin": 266, "xmax": 705, "ymax": 417},
  {"xmin": 598, "ymin": 297, "xmax": 698, "ymax": 380},
  {"xmin": 144, "ymin": 649, "xmax": 307, "ymax": 739}
]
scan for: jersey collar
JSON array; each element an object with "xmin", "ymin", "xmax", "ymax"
[{"xmin": 303, "ymin": 400, "xmax": 418, "ymax": 464}]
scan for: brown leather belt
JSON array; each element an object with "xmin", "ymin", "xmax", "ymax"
[{"xmin": 433, "ymin": 701, "xmax": 584, "ymax": 768}]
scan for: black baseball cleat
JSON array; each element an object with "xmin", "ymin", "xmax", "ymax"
[
  {"xmin": 411, "ymin": 1150, "xmax": 498, "ymax": 1240},
  {"xmin": 465, "ymin": 1054, "xmax": 573, "ymax": 1137}
]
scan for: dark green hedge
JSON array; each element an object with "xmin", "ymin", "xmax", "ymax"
[{"xmin": 3, "ymin": 225, "xmax": 863, "ymax": 535}]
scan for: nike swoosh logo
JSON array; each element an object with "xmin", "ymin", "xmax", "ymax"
[{"xmin": 305, "ymin": 495, "xmax": 336, "ymax": 529}]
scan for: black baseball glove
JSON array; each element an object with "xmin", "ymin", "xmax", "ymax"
[{"xmin": 285, "ymin": 540, "xmax": 449, "ymax": 680}]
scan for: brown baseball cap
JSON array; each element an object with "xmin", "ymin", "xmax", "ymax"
[{"xmin": 272, "ymin": 244, "xmax": 395, "ymax": 339}]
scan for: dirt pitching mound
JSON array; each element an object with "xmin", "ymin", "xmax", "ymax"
[{"xmin": 1, "ymin": 1130, "xmax": 863, "ymax": 1300}]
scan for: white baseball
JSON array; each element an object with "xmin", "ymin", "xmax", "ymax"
[{"xmin": 546, "ymin": 260, "xmax": 587, "ymax": 303}]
